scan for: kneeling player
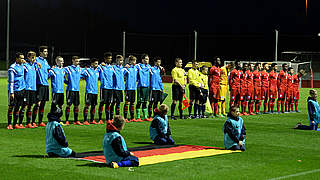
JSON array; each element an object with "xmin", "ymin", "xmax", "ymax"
[
  {"xmin": 103, "ymin": 115, "xmax": 139, "ymax": 168},
  {"xmin": 223, "ymin": 105, "xmax": 246, "ymax": 151},
  {"xmin": 81, "ymin": 58, "xmax": 99, "ymax": 125},
  {"xmin": 150, "ymin": 104, "xmax": 175, "ymax": 145},
  {"xmin": 45, "ymin": 106, "xmax": 76, "ymax": 157}
]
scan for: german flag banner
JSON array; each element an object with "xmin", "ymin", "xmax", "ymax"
[{"xmin": 75, "ymin": 144, "xmax": 241, "ymax": 166}]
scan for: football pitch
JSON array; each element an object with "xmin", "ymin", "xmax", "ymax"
[{"xmin": 0, "ymin": 77, "xmax": 320, "ymax": 179}]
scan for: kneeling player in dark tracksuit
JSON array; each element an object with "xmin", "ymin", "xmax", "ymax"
[
  {"xmin": 294, "ymin": 89, "xmax": 319, "ymax": 130},
  {"xmin": 223, "ymin": 105, "xmax": 246, "ymax": 151},
  {"xmin": 103, "ymin": 115, "xmax": 139, "ymax": 168},
  {"xmin": 45, "ymin": 106, "xmax": 76, "ymax": 158},
  {"xmin": 149, "ymin": 104, "xmax": 175, "ymax": 145}
]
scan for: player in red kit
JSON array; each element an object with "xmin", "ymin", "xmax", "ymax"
[
  {"xmin": 240, "ymin": 64, "xmax": 249, "ymax": 115},
  {"xmin": 277, "ymin": 63, "xmax": 288, "ymax": 113},
  {"xmin": 229, "ymin": 61, "xmax": 241, "ymax": 108},
  {"xmin": 292, "ymin": 69, "xmax": 306, "ymax": 112},
  {"xmin": 286, "ymin": 67, "xmax": 294, "ymax": 112},
  {"xmin": 261, "ymin": 63, "xmax": 270, "ymax": 113},
  {"xmin": 246, "ymin": 63, "xmax": 255, "ymax": 115},
  {"xmin": 209, "ymin": 57, "xmax": 221, "ymax": 117},
  {"xmin": 253, "ymin": 63, "xmax": 262, "ymax": 114},
  {"xmin": 268, "ymin": 63, "xmax": 278, "ymax": 113}
]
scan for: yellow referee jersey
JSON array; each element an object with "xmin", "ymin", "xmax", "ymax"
[
  {"xmin": 171, "ymin": 67, "xmax": 186, "ymax": 86},
  {"xmin": 188, "ymin": 68, "xmax": 201, "ymax": 88},
  {"xmin": 220, "ymin": 66, "xmax": 228, "ymax": 86},
  {"xmin": 199, "ymin": 72, "xmax": 209, "ymax": 90}
]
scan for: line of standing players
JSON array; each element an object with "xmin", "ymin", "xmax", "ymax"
[
  {"xmin": 212, "ymin": 59, "xmax": 306, "ymax": 116},
  {"xmin": 7, "ymin": 46, "xmax": 166, "ymax": 129}
]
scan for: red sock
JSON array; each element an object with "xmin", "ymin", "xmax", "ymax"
[
  {"xmin": 214, "ymin": 102, "xmax": 218, "ymax": 116},
  {"xmin": 281, "ymin": 100, "xmax": 285, "ymax": 113},
  {"xmin": 264, "ymin": 101, "xmax": 268, "ymax": 113},
  {"xmin": 250, "ymin": 101, "xmax": 255, "ymax": 113},
  {"xmin": 277, "ymin": 99, "xmax": 281, "ymax": 112},
  {"xmin": 285, "ymin": 100, "xmax": 288, "ymax": 112},
  {"xmin": 295, "ymin": 100, "xmax": 299, "ymax": 111}
]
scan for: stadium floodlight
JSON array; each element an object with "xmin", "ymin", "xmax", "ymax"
[
  {"xmin": 6, "ymin": 0, "xmax": 10, "ymax": 69},
  {"xmin": 123, "ymin": 31, "xmax": 126, "ymax": 58},
  {"xmin": 275, "ymin": 29, "xmax": 279, "ymax": 62},
  {"xmin": 194, "ymin": 30, "xmax": 197, "ymax": 60}
]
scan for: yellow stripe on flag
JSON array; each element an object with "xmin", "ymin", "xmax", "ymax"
[{"xmin": 139, "ymin": 149, "xmax": 241, "ymax": 166}]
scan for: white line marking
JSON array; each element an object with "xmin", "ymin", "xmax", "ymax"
[{"xmin": 268, "ymin": 169, "xmax": 320, "ymax": 180}]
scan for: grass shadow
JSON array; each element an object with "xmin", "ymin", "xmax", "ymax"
[
  {"xmin": 77, "ymin": 162, "xmax": 107, "ymax": 168},
  {"xmin": 13, "ymin": 155, "xmax": 48, "ymax": 158},
  {"xmin": 132, "ymin": 142, "xmax": 154, "ymax": 145}
]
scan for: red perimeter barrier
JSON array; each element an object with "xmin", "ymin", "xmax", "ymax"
[{"xmin": 301, "ymin": 80, "xmax": 320, "ymax": 88}]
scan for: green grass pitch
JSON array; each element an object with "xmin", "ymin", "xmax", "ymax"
[{"xmin": 0, "ymin": 78, "xmax": 320, "ymax": 179}]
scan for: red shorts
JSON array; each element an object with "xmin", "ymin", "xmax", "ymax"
[
  {"xmin": 254, "ymin": 86, "xmax": 261, "ymax": 100},
  {"xmin": 210, "ymin": 85, "xmax": 221, "ymax": 100},
  {"xmin": 278, "ymin": 88, "xmax": 287, "ymax": 99},
  {"xmin": 240, "ymin": 88, "xmax": 247, "ymax": 101},
  {"xmin": 293, "ymin": 90, "xmax": 299, "ymax": 100},
  {"xmin": 261, "ymin": 87, "xmax": 269, "ymax": 100},
  {"xmin": 247, "ymin": 87, "xmax": 254, "ymax": 100},
  {"xmin": 269, "ymin": 88, "xmax": 277, "ymax": 99},
  {"xmin": 286, "ymin": 90, "xmax": 293, "ymax": 100},
  {"xmin": 230, "ymin": 87, "xmax": 240, "ymax": 101}
]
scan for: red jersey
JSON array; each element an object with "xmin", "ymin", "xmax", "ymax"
[
  {"xmin": 209, "ymin": 66, "xmax": 221, "ymax": 87},
  {"xmin": 261, "ymin": 70, "xmax": 270, "ymax": 88},
  {"xmin": 278, "ymin": 70, "xmax": 288, "ymax": 89},
  {"xmin": 229, "ymin": 69, "xmax": 241, "ymax": 89},
  {"xmin": 269, "ymin": 70, "xmax": 278, "ymax": 90},
  {"xmin": 240, "ymin": 70, "xmax": 247, "ymax": 89},
  {"xmin": 245, "ymin": 70, "xmax": 254, "ymax": 88},
  {"xmin": 293, "ymin": 74, "xmax": 301, "ymax": 90},
  {"xmin": 287, "ymin": 74, "xmax": 294, "ymax": 91},
  {"xmin": 253, "ymin": 70, "xmax": 262, "ymax": 87}
]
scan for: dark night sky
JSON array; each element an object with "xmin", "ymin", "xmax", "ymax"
[{"xmin": 1, "ymin": 0, "xmax": 320, "ymax": 66}]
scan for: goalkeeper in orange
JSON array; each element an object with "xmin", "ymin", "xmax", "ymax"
[{"xmin": 218, "ymin": 62, "xmax": 233, "ymax": 117}]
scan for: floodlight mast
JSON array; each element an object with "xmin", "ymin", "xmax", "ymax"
[
  {"xmin": 194, "ymin": 30, "xmax": 197, "ymax": 60},
  {"xmin": 275, "ymin": 29, "xmax": 279, "ymax": 62},
  {"xmin": 122, "ymin": 31, "xmax": 126, "ymax": 58},
  {"xmin": 6, "ymin": 0, "xmax": 10, "ymax": 69}
]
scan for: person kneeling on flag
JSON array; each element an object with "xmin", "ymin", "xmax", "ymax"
[
  {"xmin": 103, "ymin": 115, "xmax": 139, "ymax": 168},
  {"xmin": 223, "ymin": 105, "xmax": 246, "ymax": 151},
  {"xmin": 45, "ymin": 106, "xmax": 76, "ymax": 157},
  {"xmin": 150, "ymin": 104, "xmax": 175, "ymax": 145}
]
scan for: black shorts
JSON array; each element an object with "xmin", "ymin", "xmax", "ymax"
[
  {"xmin": 189, "ymin": 85, "xmax": 200, "ymax": 101},
  {"xmin": 25, "ymin": 90, "xmax": 37, "ymax": 105},
  {"xmin": 199, "ymin": 89, "xmax": 209, "ymax": 104},
  {"xmin": 52, "ymin": 93, "xmax": 64, "ymax": 106},
  {"xmin": 85, "ymin": 93, "xmax": 98, "ymax": 106},
  {"xmin": 36, "ymin": 85, "xmax": 49, "ymax": 101},
  {"xmin": 100, "ymin": 89, "xmax": 113, "ymax": 104},
  {"xmin": 125, "ymin": 90, "xmax": 136, "ymax": 103},
  {"xmin": 172, "ymin": 84, "xmax": 184, "ymax": 101},
  {"xmin": 8, "ymin": 90, "xmax": 26, "ymax": 107},
  {"xmin": 113, "ymin": 90, "xmax": 123, "ymax": 104},
  {"xmin": 150, "ymin": 90, "xmax": 161, "ymax": 102},
  {"xmin": 66, "ymin": 91, "xmax": 80, "ymax": 106}
]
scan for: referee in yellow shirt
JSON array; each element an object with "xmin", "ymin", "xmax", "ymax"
[
  {"xmin": 188, "ymin": 60, "xmax": 202, "ymax": 119},
  {"xmin": 218, "ymin": 62, "xmax": 233, "ymax": 117},
  {"xmin": 171, "ymin": 58, "xmax": 187, "ymax": 119}
]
